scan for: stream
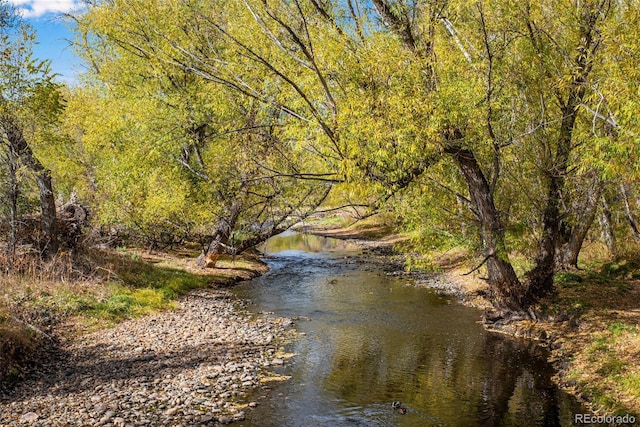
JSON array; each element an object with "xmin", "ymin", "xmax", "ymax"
[{"xmin": 231, "ymin": 231, "xmax": 585, "ymax": 426}]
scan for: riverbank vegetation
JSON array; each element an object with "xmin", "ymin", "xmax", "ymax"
[
  {"xmin": 551, "ymin": 261, "xmax": 640, "ymax": 416},
  {"xmin": 1, "ymin": 0, "xmax": 640, "ymax": 418}
]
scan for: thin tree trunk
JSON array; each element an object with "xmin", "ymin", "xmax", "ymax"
[
  {"xmin": 620, "ymin": 183, "xmax": 640, "ymax": 241},
  {"xmin": 599, "ymin": 194, "xmax": 617, "ymax": 258},
  {"xmin": 6, "ymin": 147, "xmax": 19, "ymax": 269},
  {"xmin": 456, "ymin": 194, "xmax": 469, "ymax": 238},
  {"xmin": 556, "ymin": 180, "xmax": 601, "ymax": 270},
  {"xmin": 2, "ymin": 116, "xmax": 58, "ymax": 257},
  {"xmin": 445, "ymin": 142, "xmax": 527, "ymax": 311}
]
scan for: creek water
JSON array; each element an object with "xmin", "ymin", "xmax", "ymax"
[{"xmin": 231, "ymin": 231, "xmax": 585, "ymax": 426}]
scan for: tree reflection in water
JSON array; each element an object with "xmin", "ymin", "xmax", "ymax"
[{"xmin": 235, "ymin": 233, "xmax": 583, "ymax": 427}]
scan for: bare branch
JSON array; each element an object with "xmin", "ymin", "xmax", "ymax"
[
  {"xmin": 371, "ymin": 0, "xmax": 418, "ymax": 52},
  {"xmin": 440, "ymin": 17, "xmax": 473, "ymax": 64}
]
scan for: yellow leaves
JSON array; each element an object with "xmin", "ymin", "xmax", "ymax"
[
  {"xmin": 62, "ymin": 0, "xmax": 640, "ymax": 249},
  {"xmin": 334, "ymin": 43, "xmax": 439, "ymax": 176},
  {"xmin": 140, "ymin": 169, "xmax": 189, "ymax": 220}
]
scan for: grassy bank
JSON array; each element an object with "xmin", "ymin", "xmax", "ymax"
[
  {"xmin": 542, "ymin": 258, "xmax": 640, "ymax": 417},
  {"xmin": 303, "ymin": 213, "xmax": 640, "ymax": 418},
  {"xmin": 0, "ymin": 248, "xmax": 267, "ymax": 385}
]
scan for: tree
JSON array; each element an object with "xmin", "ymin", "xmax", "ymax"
[
  {"xmin": 69, "ymin": 1, "xmax": 344, "ymax": 259},
  {"xmin": 370, "ymin": 0, "xmax": 619, "ymax": 310},
  {"xmin": 70, "ymin": 0, "xmax": 640, "ymax": 312},
  {"xmin": 0, "ymin": 2, "xmax": 64, "ymax": 258}
]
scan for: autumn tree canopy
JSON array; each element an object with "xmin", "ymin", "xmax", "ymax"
[{"xmin": 2, "ymin": 0, "xmax": 636, "ymax": 312}]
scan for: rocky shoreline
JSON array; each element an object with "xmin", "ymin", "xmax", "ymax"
[{"xmin": 0, "ymin": 288, "xmax": 297, "ymax": 426}]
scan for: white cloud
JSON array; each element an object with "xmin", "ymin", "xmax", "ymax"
[{"xmin": 9, "ymin": 0, "xmax": 83, "ymax": 18}]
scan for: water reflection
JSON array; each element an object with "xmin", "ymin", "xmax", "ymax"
[
  {"xmin": 233, "ymin": 233, "xmax": 583, "ymax": 426},
  {"xmin": 259, "ymin": 230, "xmax": 359, "ymax": 254}
]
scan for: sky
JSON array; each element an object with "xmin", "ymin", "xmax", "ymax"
[{"xmin": 9, "ymin": 0, "xmax": 85, "ymax": 84}]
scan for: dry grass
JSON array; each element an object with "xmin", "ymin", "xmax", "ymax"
[
  {"xmin": 0, "ymin": 310, "xmax": 38, "ymax": 385},
  {"xmin": 0, "ymin": 250, "xmax": 96, "ymax": 385}
]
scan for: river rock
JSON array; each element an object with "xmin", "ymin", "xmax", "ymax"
[
  {"xmin": 19, "ymin": 412, "xmax": 39, "ymax": 423},
  {"xmin": 218, "ymin": 416, "xmax": 233, "ymax": 424},
  {"xmin": 0, "ymin": 289, "xmax": 296, "ymax": 426},
  {"xmin": 200, "ymin": 413, "xmax": 215, "ymax": 422}
]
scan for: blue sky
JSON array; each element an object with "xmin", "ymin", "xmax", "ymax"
[{"xmin": 10, "ymin": 0, "xmax": 85, "ymax": 84}]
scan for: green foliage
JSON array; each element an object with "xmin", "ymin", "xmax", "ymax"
[
  {"xmin": 61, "ymin": 0, "xmax": 354, "ymax": 248},
  {"xmin": 554, "ymin": 272, "xmax": 583, "ymax": 286},
  {"xmin": 51, "ymin": 0, "xmax": 640, "ymax": 304},
  {"xmin": 601, "ymin": 259, "xmax": 640, "ymax": 278},
  {"xmin": 608, "ymin": 322, "xmax": 636, "ymax": 337},
  {"xmin": 622, "ymin": 373, "xmax": 640, "ymax": 404},
  {"xmin": 89, "ymin": 285, "xmax": 170, "ymax": 320},
  {"xmin": 0, "ymin": 2, "xmax": 65, "ymax": 255},
  {"xmin": 48, "ymin": 254, "xmax": 213, "ymax": 323},
  {"xmin": 113, "ymin": 259, "xmax": 212, "ymax": 298}
]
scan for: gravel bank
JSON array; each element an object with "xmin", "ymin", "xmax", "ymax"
[{"xmin": 0, "ymin": 289, "xmax": 296, "ymax": 426}]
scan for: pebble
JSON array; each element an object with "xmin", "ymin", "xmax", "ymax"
[
  {"xmin": 19, "ymin": 412, "xmax": 38, "ymax": 423},
  {"xmin": 0, "ymin": 289, "xmax": 296, "ymax": 425}
]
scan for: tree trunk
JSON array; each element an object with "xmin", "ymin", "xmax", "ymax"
[
  {"xmin": 620, "ymin": 183, "xmax": 640, "ymax": 241},
  {"xmin": 195, "ymin": 198, "xmax": 243, "ymax": 268},
  {"xmin": 444, "ymin": 142, "xmax": 527, "ymax": 311},
  {"xmin": 2, "ymin": 116, "xmax": 58, "ymax": 257},
  {"xmin": 524, "ymin": 1, "xmax": 605, "ymax": 299},
  {"xmin": 556, "ymin": 179, "xmax": 601, "ymax": 270},
  {"xmin": 599, "ymin": 194, "xmax": 617, "ymax": 258},
  {"xmin": 456, "ymin": 194, "xmax": 469, "ymax": 238},
  {"xmin": 205, "ymin": 197, "xmax": 242, "ymax": 254},
  {"xmin": 525, "ymin": 98, "xmax": 579, "ymax": 299},
  {"xmin": 35, "ymin": 172, "xmax": 58, "ymax": 256},
  {"xmin": 6, "ymin": 146, "xmax": 19, "ymax": 268}
]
